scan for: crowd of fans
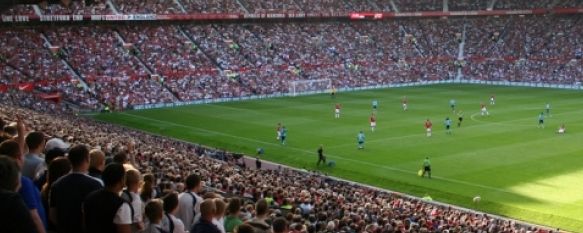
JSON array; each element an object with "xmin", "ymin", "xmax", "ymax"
[
  {"xmin": 3, "ymin": 0, "xmax": 583, "ymax": 16},
  {"xmin": 0, "ymin": 15, "xmax": 580, "ymax": 109},
  {"xmin": 0, "ymin": 97, "xmax": 558, "ymax": 233}
]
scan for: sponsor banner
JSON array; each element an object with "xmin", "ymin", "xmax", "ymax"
[{"xmin": 2, "ymin": 8, "xmax": 580, "ymax": 23}]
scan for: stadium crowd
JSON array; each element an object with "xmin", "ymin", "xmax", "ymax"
[
  {"xmin": 1, "ymin": 15, "xmax": 581, "ymax": 109},
  {"xmin": 2, "ymin": 0, "xmax": 582, "ymax": 16},
  {"xmin": 0, "ymin": 96, "xmax": 558, "ymax": 233}
]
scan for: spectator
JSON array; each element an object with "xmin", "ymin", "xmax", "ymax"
[
  {"xmin": 177, "ymin": 173, "xmax": 204, "ymax": 229},
  {"xmin": 162, "ymin": 192, "xmax": 187, "ymax": 233},
  {"xmin": 40, "ymin": 157, "xmax": 71, "ymax": 232},
  {"xmin": 23, "ymin": 131, "xmax": 46, "ymax": 180},
  {"xmin": 0, "ymin": 155, "xmax": 39, "ymax": 233},
  {"xmin": 121, "ymin": 169, "xmax": 145, "ymax": 233},
  {"xmin": 49, "ymin": 144, "xmax": 103, "ymax": 233},
  {"xmin": 224, "ymin": 198, "xmax": 244, "ymax": 233},
  {"xmin": 89, "ymin": 148, "xmax": 106, "ymax": 180},
  {"xmin": 272, "ymin": 217, "xmax": 288, "ymax": 233},
  {"xmin": 44, "ymin": 138, "xmax": 70, "ymax": 153},
  {"xmin": 34, "ymin": 147, "xmax": 66, "ymax": 190},
  {"xmin": 0, "ymin": 139, "xmax": 48, "ymax": 233},
  {"xmin": 235, "ymin": 224, "xmax": 255, "ymax": 233},
  {"xmin": 143, "ymin": 199, "xmax": 165, "ymax": 233},
  {"xmin": 140, "ymin": 173, "xmax": 157, "ymax": 202},
  {"xmin": 213, "ymin": 198, "xmax": 227, "ymax": 233},
  {"xmin": 191, "ymin": 199, "xmax": 221, "ymax": 233},
  {"xmin": 83, "ymin": 163, "xmax": 132, "ymax": 233},
  {"xmin": 247, "ymin": 199, "xmax": 270, "ymax": 233}
]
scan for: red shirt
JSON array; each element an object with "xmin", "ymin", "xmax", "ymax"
[
  {"xmin": 335, "ymin": 104, "xmax": 341, "ymax": 110},
  {"xmin": 425, "ymin": 121, "xmax": 432, "ymax": 129},
  {"xmin": 370, "ymin": 116, "xmax": 376, "ymax": 123}
]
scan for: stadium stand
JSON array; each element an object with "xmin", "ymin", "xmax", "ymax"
[
  {"xmin": 0, "ymin": 1, "xmax": 581, "ymax": 232},
  {"xmin": 0, "ymin": 103, "xmax": 558, "ymax": 233}
]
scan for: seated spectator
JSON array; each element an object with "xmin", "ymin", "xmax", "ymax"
[
  {"xmin": 162, "ymin": 192, "xmax": 187, "ymax": 233},
  {"xmin": 177, "ymin": 174, "xmax": 204, "ymax": 229},
  {"xmin": 224, "ymin": 198, "xmax": 243, "ymax": 233},
  {"xmin": 49, "ymin": 144, "xmax": 103, "ymax": 233},
  {"xmin": 40, "ymin": 157, "xmax": 71, "ymax": 232},
  {"xmin": 0, "ymin": 155, "xmax": 39, "ymax": 233},
  {"xmin": 89, "ymin": 148, "xmax": 106, "ymax": 180},
  {"xmin": 191, "ymin": 199, "xmax": 221, "ymax": 233},
  {"xmin": 0, "ymin": 139, "xmax": 48, "ymax": 233},
  {"xmin": 247, "ymin": 199, "xmax": 270, "ymax": 233},
  {"xmin": 83, "ymin": 163, "xmax": 132, "ymax": 233},
  {"xmin": 121, "ymin": 169, "xmax": 145, "ymax": 233},
  {"xmin": 23, "ymin": 131, "xmax": 46, "ymax": 180},
  {"xmin": 143, "ymin": 199, "xmax": 165, "ymax": 233}
]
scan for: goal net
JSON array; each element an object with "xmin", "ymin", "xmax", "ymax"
[{"xmin": 289, "ymin": 79, "xmax": 332, "ymax": 97}]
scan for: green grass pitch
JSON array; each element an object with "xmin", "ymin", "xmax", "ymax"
[{"xmin": 95, "ymin": 84, "xmax": 583, "ymax": 231}]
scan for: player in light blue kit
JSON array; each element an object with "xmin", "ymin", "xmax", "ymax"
[
  {"xmin": 538, "ymin": 112, "xmax": 545, "ymax": 128},
  {"xmin": 357, "ymin": 131, "xmax": 365, "ymax": 149},
  {"xmin": 372, "ymin": 99, "xmax": 379, "ymax": 112},
  {"xmin": 280, "ymin": 126, "xmax": 288, "ymax": 145},
  {"xmin": 449, "ymin": 99, "xmax": 456, "ymax": 113},
  {"xmin": 444, "ymin": 117, "xmax": 452, "ymax": 134},
  {"xmin": 545, "ymin": 103, "xmax": 551, "ymax": 117}
]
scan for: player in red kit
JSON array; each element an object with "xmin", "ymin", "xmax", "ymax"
[
  {"xmin": 480, "ymin": 102, "xmax": 489, "ymax": 116},
  {"xmin": 335, "ymin": 103, "xmax": 342, "ymax": 119},
  {"xmin": 370, "ymin": 114, "xmax": 377, "ymax": 132},
  {"xmin": 425, "ymin": 119, "xmax": 432, "ymax": 137},
  {"xmin": 276, "ymin": 122, "xmax": 282, "ymax": 140},
  {"xmin": 402, "ymin": 96, "xmax": 408, "ymax": 111}
]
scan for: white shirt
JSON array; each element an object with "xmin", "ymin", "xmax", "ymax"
[
  {"xmin": 162, "ymin": 213, "xmax": 186, "ymax": 233},
  {"xmin": 212, "ymin": 218, "xmax": 226, "ymax": 233},
  {"xmin": 122, "ymin": 190, "xmax": 143, "ymax": 224},
  {"xmin": 113, "ymin": 203, "xmax": 133, "ymax": 225},
  {"xmin": 177, "ymin": 191, "xmax": 202, "ymax": 229}
]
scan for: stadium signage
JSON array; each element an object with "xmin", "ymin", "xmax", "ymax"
[
  {"xmin": 1, "ymin": 8, "xmax": 581, "ymax": 23},
  {"xmin": 1, "ymin": 15, "xmax": 29, "ymax": 22}
]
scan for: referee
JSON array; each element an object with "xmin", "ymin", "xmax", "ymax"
[
  {"xmin": 422, "ymin": 157, "xmax": 431, "ymax": 179},
  {"xmin": 317, "ymin": 145, "xmax": 326, "ymax": 166}
]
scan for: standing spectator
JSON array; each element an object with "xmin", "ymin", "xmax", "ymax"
[
  {"xmin": 0, "ymin": 155, "xmax": 39, "ymax": 233},
  {"xmin": 23, "ymin": 131, "xmax": 46, "ymax": 180},
  {"xmin": 0, "ymin": 140, "xmax": 47, "ymax": 233},
  {"xmin": 122, "ymin": 169, "xmax": 145, "ymax": 232},
  {"xmin": 162, "ymin": 192, "xmax": 187, "ymax": 233},
  {"xmin": 177, "ymin": 174, "xmax": 204, "ymax": 229},
  {"xmin": 272, "ymin": 218, "xmax": 289, "ymax": 233},
  {"xmin": 247, "ymin": 199, "xmax": 270, "ymax": 233},
  {"xmin": 235, "ymin": 224, "xmax": 255, "ymax": 233},
  {"xmin": 143, "ymin": 199, "xmax": 165, "ymax": 233},
  {"xmin": 40, "ymin": 157, "xmax": 71, "ymax": 232},
  {"xmin": 49, "ymin": 144, "xmax": 103, "ymax": 233},
  {"xmin": 140, "ymin": 173, "xmax": 157, "ymax": 202},
  {"xmin": 213, "ymin": 198, "xmax": 227, "ymax": 233},
  {"xmin": 191, "ymin": 199, "xmax": 221, "ymax": 233},
  {"xmin": 89, "ymin": 148, "xmax": 106, "ymax": 180},
  {"xmin": 83, "ymin": 163, "xmax": 132, "ymax": 233},
  {"xmin": 34, "ymin": 147, "xmax": 66, "ymax": 190},
  {"xmin": 224, "ymin": 198, "xmax": 244, "ymax": 233},
  {"xmin": 44, "ymin": 138, "xmax": 70, "ymax": 153}
]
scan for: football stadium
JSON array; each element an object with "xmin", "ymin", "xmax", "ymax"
[{"xmin": 0, "ymin": 1, "xmax": 582, "ymax": 233}]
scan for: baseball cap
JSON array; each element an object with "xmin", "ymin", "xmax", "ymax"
[{"xmin": 45, "ymin": 138, "xmax": 70, "ymax": 152}]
